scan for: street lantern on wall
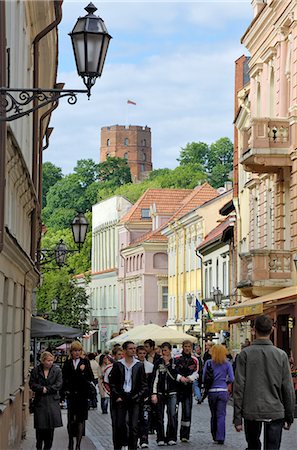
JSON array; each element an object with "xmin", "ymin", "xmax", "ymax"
[
  {"xmin": 70, "ymin": 2, "xmax": 112, "ymax": 98},
  {"xmin": 0, "ymin": 3, "xmax": 112, "ymax": 121},
  {"xmin": 213, "ymin": 288, "xmax": 222, "ymax": 307},
  {"xmin": 187, "ymin": 293, "xmax": 194, "ymax": 306},
  {"xmin": 38, "ymin": 212, "xmax": 89, "ymax": 267}
]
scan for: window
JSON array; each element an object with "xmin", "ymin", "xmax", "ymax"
[
  {"xmin": 142, "ymin": 139, "xmax": 146, "ymax": 146},
  {"xmin": 124, "ymin": 152, "xmax": 128, "ymax": 160},
  {"xmin": 141, "ymin": 164, "xmax": 145, "ymax": 172},
  {"xmin": 162, "ymin": 286, "xmax": 168, "ymax": 309},
  {"xmin": 141, "ymin": 208, "xmax": 150, "ymax": 219},
  {"xmin": 223, "ymin": 261, "xmax": 227, "ymax": 296},
  {"xmin": 142, "ymin": 151, "xmax": 146, "ymax": 161},
  {"xmin": 124, "ymin": 138, "xmax": 129, "ymax": 146},
  {"xmin": 107, "ymin": 139, "xmax": 110, "ymax": 146}
]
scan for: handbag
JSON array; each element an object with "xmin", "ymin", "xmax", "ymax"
[{"xmin": 87, "ymin": 381, "xmax": 97, "ymax": 400}]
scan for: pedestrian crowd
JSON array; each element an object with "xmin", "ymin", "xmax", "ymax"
[{"xmin": 29, "ymin": 315, "xmax": 295, "ymax": 450}]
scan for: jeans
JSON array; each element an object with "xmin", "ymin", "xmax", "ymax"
[
  {"xmin": 208, "ymin": 391, "xmax": 229, "ymax": 442},
  {"xmin": 139, "ymin": 400, "xmax": 150, "ymax": 445},
  {"xmin": 101, "ymin": 397, "xmax": 109, "ymax": 414},
  {"xmin": 156, "ymin": 393, "xmax": 178, "ymax": 443},
  {"xmin": 244, "ymin": 419, "xmax": 284, "ymax": 450},
  {"xmin": 193, "ymin": 379, "xmax": 202, "ymax": 401},
  {"xmin": 178, "ymin": 391, "xmax": 193, "ymax": 440}
]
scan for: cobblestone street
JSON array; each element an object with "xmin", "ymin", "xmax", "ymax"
[
  {"xmin": 19, "ymin": 400, "xmax": 296, "ymax": 450},
  {"xmin": 86, "ymin": 400, "xmax": 296, "ymax": 450}
]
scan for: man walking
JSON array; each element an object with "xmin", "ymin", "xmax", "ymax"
[
  {"xmin": 233, "ymin": 315, "xmax": 295, "ymax": 450},
  {"xmin": 109, "ymin": 341, "xmax": 147, "ymax": 450},
  {"xmin": 175, "ymin": 340, "xmax": 198, "ymax": 442}
]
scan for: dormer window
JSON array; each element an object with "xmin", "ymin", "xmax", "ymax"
[{"xmin": 141, "ymin": 208, "xmax": 150, "ymax": 219}]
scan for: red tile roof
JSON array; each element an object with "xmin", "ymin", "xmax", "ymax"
[
  {"xmin": 120, "ymin": 188, "xmax": 192, "ymax": 223},
  {"xmin": 124, "ymin": 183, "xmax": 219, "ymax": 248},
  {"xmin": 196, "ymin": 218, "xmax": 231, "ymax": 251}
]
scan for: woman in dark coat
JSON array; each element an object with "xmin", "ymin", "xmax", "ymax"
[
  {"xmin": 29, "ymin": 351, "xmax": 63, "ymax": 450},
  {"xmin": 62, "ymin": 341, "xmax": 94, "ymax": 450}
]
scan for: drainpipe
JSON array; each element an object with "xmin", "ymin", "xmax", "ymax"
[
  {"xmin": 31, "ymin": 0, "xmax": 62, "ymax": 259},
  {"xmin": 0, "ymin": 0, "xmax": 6, "ymax": 253}
]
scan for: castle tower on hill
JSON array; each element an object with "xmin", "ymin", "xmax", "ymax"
[{"xmin": 100, "ymin": 125, "xmax": 153, "ymax": 182}]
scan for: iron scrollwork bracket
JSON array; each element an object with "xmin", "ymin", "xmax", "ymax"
[{"xmin": 0, "ymin": 87, "xmax": 88, "ymax": 122}]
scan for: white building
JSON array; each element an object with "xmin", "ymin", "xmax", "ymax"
[{"xmin": 88, "ymin": 196, "xmax": 132, "ymax": 350}]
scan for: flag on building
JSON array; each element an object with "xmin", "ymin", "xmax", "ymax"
[
  {"xmin": 202, "ymin": 299, "xmax": 213, "ymax": 320},
  {"xmin": 195, "ymin": 298, "xmax": 203, "ymax": 321},
  {"xmin": 127, "ymin": 99, "xmax": 136, "ymax": 105}
]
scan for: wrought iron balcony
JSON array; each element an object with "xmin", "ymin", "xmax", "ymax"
[{"xmin": 240, "ymin": 118, "xmax": 292, "ymax": 173}]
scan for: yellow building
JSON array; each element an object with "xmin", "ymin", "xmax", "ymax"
[{"xmin": 162, "ymin": 186, "xmax": 232, "ymax": 332}]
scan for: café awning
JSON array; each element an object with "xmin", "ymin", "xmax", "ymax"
[
  {"xmin": 226, "ymin": 286, "xmax": 297, "ymax": 320},
  {"xmin": 206, "ymin": 316, "xmax": 244, "ymax": 333},
  {"xmin": 31, "ymin": 316, "xmax": 83, "ymax": 338}
]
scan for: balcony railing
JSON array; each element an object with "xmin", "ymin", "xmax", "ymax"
[
  {"xmin": 240, "ymin": 118, "xmax": 292, "ymax": 173},
  {"xmin": 238, "ymin": 249, "xmax": 292, "ymax": 297}
]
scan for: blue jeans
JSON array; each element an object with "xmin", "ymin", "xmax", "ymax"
[
  {"xmin": 156, "ymin": 393, "xmax": 178, "ymax": 443},
  {"xmin": 193, "ymin": 379, "xmax": 202, "ymax": 401},
  {"xmin": 244, "ymin": 418, "xmax": 284, "ymax": 450},
  {"xmin": 178, "ymin": 391, "xmax": 193, "ymax": 440},
  {"xmin": 208, "ymin": 391, "xmax": 229, "ymax": 442}
]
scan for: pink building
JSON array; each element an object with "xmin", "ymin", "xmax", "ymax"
[
  {"xmin": 118, "ymin": 184, "xmax": 217, "ymax": 327},
  {"xmin": 231, "ymin": 0, "xmax": 297, "ymax": 364}
]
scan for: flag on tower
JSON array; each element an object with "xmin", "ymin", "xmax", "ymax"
[
  {"xmin": 202, "ymin": 299, "xmax": 213, "ymax": 320},
  {"xmin": 195, "ymin": 298, "xmax": 203, "ymax": 322},
  {"xmin": 127, "ymin": 99, "xmax": 136, "ymax": 105}
]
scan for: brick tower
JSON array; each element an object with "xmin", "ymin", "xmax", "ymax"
[{"xmin": 100, "ymin": 125, "xmax": 153, "ymax": 182}]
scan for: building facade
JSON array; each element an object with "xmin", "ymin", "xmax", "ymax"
[
  {"xmin": 118, "ymin": 188, "xmax": 195, "ymax": 327},
  {"xmin": 0, "ymin": 1, "xmax": 61, "ymax": 448},
  {"xmin": 162, "ymin": 188, "xmax": 232, "ymax": 335},
  {"xmin": 231, "ymin": 0, "xmax": 297, "ymax": 363},
  {"xmin": 88, "ymin": 196, "xmax": 132, "ymax": 349},
  {"xmin": 100, "ymin": 125, "xmax": 153, "ymax": 182}
]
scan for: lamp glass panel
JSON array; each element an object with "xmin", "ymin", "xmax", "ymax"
[
  {"xmin": 86, "ymin": 34, "xmax": 102, "ymax": 73},
  {"xmin": 72, "ymin": 34, "xmax": 86, "ymax": 74},
  {"xmin": 98, "ymin": 35, "xmax": 110, "ymax": 75}
]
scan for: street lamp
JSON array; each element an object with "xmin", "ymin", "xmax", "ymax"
[
  {"xmin": 0, "ymin": 3, "xmax": 112, "ymax": 121},
  {"xmin": 71, "ymin": 212, "xmax": 89, "ymax": 251},
  {"xmin": 70, "ymin": 2, "xmax": 112, "ymax": 98},
  {"xmin": 51, "ymin": 298, "xmax": 58, "ymax": 312},
  {"xmin": 293, "ymin": 253, "xmax": 297, "ymax": 270},
  {"xmin": 38, "ymin": 212, "xmax": 89, "ymax": 267},
  {"xmin": 187, "ymin": 293, "xmax": 194, "ymax": 306},
  {"xmin": 213, "ymin": 288, "xmax": 222, "ymax": 307}
]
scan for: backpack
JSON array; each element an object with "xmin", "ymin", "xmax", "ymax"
[{"xmin": 203, "ymin": 360, "xmax": 214, "ymax": 392}]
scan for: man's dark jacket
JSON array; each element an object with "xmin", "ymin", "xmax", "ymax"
[{"xmin": 109, "ymin": 359, "xmax": 147, "ymax": 402}]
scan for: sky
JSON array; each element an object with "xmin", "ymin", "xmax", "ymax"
[{"xmin": 44, "ymin": 0, "xmax": 253, "ymax": 175}]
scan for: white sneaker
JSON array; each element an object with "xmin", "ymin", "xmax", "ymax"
[
  {"xmin": 168, "ymin": 441, "xmax": 176, "ymax": 446},
  {"xmin": 141, "ymin": 444, "xmax": 149, "ymax": 448},
  {"xmin": 157, "ymin": 441, "xmax": 165, "ymax": 446}
]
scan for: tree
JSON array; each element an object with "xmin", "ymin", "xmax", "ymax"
[
  {"xmin": 42, "ymin": 162, "xmax": 63, "ymax": 207},
  {"xmin": 74, "ymin": 159, "xmax": 99, "ymax": 187},
  {"xmin": 178, "ymin": 142, "xmax": 209, "ymax": 167},
  {"xmin": 36, "ymin": 270, "xmax": 90, "ymax": 331},
  {"xmin": 97, "ymin": 156, "xmax": 132, "ymax": 186}
]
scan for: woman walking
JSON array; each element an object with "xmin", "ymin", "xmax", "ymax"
[
  {"xmin": 62, "ymin": 341, "xmax": 94, "ymax": 450},
  {"xmin": 202, "ymin": 344, "xmax": 234, "ymax": 445},
  {"xmin": 29, "ymin": 351, "xmax": 63, "ymax": 450},
  {"xmin": 98, "ymin": 353, "xmax": 110, "ymax": 414}
]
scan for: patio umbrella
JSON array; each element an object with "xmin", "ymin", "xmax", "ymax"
[
  {"xmin": 31, "ymin": 316, "xmax": 83, "ymax": 338},
  {"xmin": 106, "ymin": 323, "xmax": 197, "ymax": 347}
]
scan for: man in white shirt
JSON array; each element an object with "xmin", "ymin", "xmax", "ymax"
[{"xmin": 109, "ymin": 341, "xmax": 147, "ymax": 450}]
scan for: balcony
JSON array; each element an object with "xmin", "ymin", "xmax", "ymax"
[
  {"xmin": 238, "ymin": 249, "xmax": 293, "ymax": 297},
  {"xmin": 240, "ymin": 118, "xmax": 292, "ymax": 173}
]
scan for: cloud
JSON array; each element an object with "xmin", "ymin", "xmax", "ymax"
[{"xmin": 45, "ymin": 1, "xmax": 253, "ymax": 174}]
